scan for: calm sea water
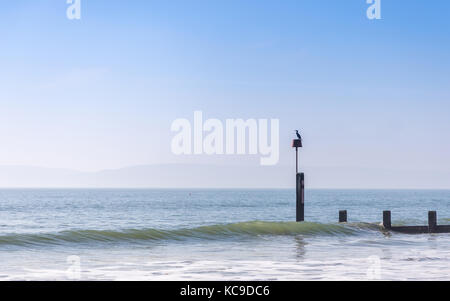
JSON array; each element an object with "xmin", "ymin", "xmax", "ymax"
[{"xmin": 0, "ymin": 189, "xmax": 449, "ymax": 280}]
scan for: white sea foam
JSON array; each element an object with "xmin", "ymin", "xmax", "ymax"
[{"xmin": 3, "ymin": 248, "xmax": 450, "ymax": 281}]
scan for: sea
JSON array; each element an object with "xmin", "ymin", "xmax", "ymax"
[{"xmin": 0, "ymin": 189, "xmax": 449, "ymax": 280}]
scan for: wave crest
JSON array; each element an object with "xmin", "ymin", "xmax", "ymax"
[{"xmin": 0, "ymin": 221, "xmax": 381, "ymax": 247}]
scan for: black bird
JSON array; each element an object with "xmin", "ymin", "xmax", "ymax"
[{"xmin": 295, "ymin": 130, "xmax": 302, "ymax": 140}]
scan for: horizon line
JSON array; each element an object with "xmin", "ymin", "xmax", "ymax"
[{"xmin": 0, "ymin": 187, "xmax": 449, "ymax": 191}]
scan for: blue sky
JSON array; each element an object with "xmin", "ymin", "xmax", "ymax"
[{"xmin": 0, "ymin": 0, "xmax": 449, "ymax": 179}]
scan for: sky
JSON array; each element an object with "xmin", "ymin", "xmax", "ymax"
[{"xmin": 0, "ymin": 0, "xmax": 449, "ymax": 187}]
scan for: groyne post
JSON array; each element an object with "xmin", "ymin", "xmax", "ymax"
[
  {"xmin": 339, "ymin": 210, "xmax": 347, "ymax": 223},
  {"xmin": 428, "ymin": 211, "xmax": 437, "ymax": 233},
  {"xmin": 383, "ymin": 211, "xmax": 392, "ymax": 229}
]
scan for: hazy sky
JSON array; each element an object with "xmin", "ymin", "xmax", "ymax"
[{"xmin": 1, "ymin": 1, "xmax": 449, "ymax": 177}]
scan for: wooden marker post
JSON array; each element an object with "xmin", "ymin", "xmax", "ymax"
[
  {"xmin": 292, "ymin": 138, "xmax": 304, "ymax": 222},
  {"xmin": 296, "ymin": 173, "xmax": 305, "ymax": 222}
]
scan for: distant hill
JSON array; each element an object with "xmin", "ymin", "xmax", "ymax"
[
  {"xmin": 0, "ymin": 164, "xmax": 292, "ymax": 188},
  {"xmin": 0, "ymin": 164, "xmax": 449, "ymax": 189}
]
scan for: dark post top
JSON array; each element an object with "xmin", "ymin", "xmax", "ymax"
[{"xmin": 292, "ymin": 139, "xmax": 302, "ymax": 148}]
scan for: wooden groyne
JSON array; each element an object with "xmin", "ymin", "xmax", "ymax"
[
  {"xmin": 338, "ymin": 210, "xmax": 450, "ymax": 234},
  {"xmin": 382, "ymin": 210, "xmax": 450, "ymax": 234},
  {"xmin": 292, "ymin": 136, "xmax": 450, "ymax": 234}
]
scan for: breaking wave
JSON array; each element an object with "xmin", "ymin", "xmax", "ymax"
[{"xmin": 0, "ymin": 221, "xmax": 382, "ymax": 247}]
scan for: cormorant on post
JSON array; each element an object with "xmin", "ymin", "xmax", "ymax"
[{"xmin": 295, "ymin": 130, "xmax": 302, "ymax": 140}]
